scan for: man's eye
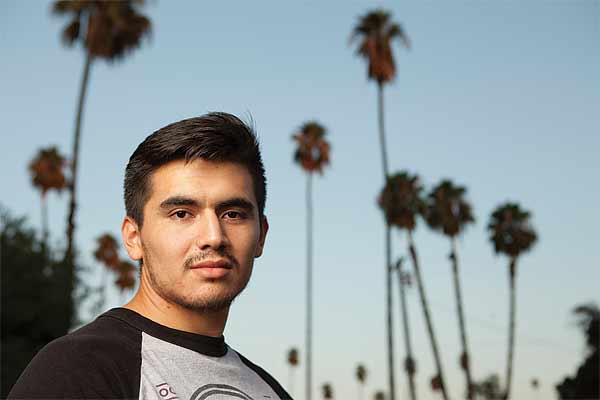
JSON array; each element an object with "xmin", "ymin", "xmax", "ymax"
[
  {"xmin": 173, "ymin": 210, "xmax": 189, "ymax": 219},
  {"xmin": 224, "ymin": 211, "xmax": 243, "ymax": 219}
]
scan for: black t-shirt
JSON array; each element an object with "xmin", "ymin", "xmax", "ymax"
[{"xmin": 9, "ymin": 308, "xmax": 292, "ymax": 400}]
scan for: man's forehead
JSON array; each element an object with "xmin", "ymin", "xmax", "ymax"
[{"xmin": 146, "ymin": 159, "xmax": 258, "ymax": 205}]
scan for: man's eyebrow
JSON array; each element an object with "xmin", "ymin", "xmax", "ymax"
[
  {"xmin": 159, "ymin": 196, "xmax": 199, "ymax": 210},
  {"xmin": 216, "ymin": 197, "xmax": 255, "ymax": 213}
]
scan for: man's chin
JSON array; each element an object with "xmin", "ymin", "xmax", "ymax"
[{"xmin": 172, "ymin": 291, "xmax": 241, "ymax": 313}]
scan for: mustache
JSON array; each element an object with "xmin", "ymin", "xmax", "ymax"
[{"xmin": 183, "ymin": 250, "xmax": 238, "ymax": 270}]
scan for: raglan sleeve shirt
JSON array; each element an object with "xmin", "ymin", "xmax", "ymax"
[{"xmin": 8, "ymin": 308, "xmax": 292, "ymax": 400}]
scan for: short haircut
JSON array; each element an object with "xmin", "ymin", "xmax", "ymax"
[{"xmin": 124, "ymin": 112, "xmax": 266, "ymax": 228}]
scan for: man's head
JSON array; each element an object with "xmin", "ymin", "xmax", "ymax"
[
  {"xmin": 124, "ymin": 112, "xmax": 266, "ymax": 227},
  {"xmin": 121, "ymin": 113, "xmax": 268, "ymax": 313}
]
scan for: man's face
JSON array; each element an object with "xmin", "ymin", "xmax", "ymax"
[{"xmin": 127, "ymin": 159, "xmax": 267, "ymax": 312}]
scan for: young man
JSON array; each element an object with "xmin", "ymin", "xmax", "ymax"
[{"xmin": 9, "ymin": 113, "xmax": 292, "ymax": 400}]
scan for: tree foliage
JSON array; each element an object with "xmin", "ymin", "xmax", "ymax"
[
  {"xmin": 52, "ymin": 0, "xmax": 151, "ymax": 61},
  {"xmin": 293, "ymin": 121, "xmax": 331, "ymax": 174},
  {"xmin": 488, "ymin": 203, "xmax": 537, "ymax": 259},
  {"xmin": 556, "ymin": 303, "xmax": 599, "ymax": 399},
  {"xmin": 378, "ymin": 171, "xmax": 425, "ymax": 231},
  {"xmin": 425, "ymin": 179, "xmax": 474, "ymax": 237},
  {"xmin": 0, "ymin": 208, "xmax": 73, "ymax": 397},
  {"xmin": 351, "ymin": 9, "xmax": 410, "ymax": 84},
  {"xmin": 28, "ymin": 147, "xmax": 67, "ymax": 197}
]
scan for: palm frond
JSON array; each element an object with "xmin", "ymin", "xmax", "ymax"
[
  {"xmin": 292, "ymin": 121, "xmax": 331, "ymax": 174},
  {"xmin": 378, "ymin": 171, "xmax": 425, "ymax": 230},
  {"xmin": 425, "ymin": 179, "xmax": 474, "ymax": 237},
  {"xmin": 487, "ymin": 202, "xmax": 537, "ymax": 258},
  {"xmin": 350, "ymin": 9, "xmax": 410, "ymax": 83}
]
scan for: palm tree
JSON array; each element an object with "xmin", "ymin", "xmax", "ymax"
[
  {"xmin": 287, "ymin": 348, "xmax": 299, "ymax": 397},
  {"xmin": 93, "ymin": 233, "xmax": 120, "ymax": 309},
  {"xmin": 425, "ymin": 180, "xmax": 475, "ymax": 399},
  {"xmin": 52, "ymin": 0, "xmax": 151, "ymax": 270},
  {"xmin": 93, "ymin": 233, "xmax": 120, "ymax": 270},
  {"xmin": 393, "ymin": 258, "xmax": 417, "ymax": 400},
  {"xmin": 292, "ymin": 121, "xmax": 330, "ymax": 400},
  {"xmin": 322, "ymin": 383, "xmax": 333, "ymax": 400},
  {"xmin": 115, "ymin": 260, "xmax": 137, "ymax": 303},
  {"xmin": 350, "ymin": 11, "xmax": 410, "ymax": 400},
  {"xmin": 93, "ymin": 233, "xmax": 137, "ymax": 306},
  {"xmin": 28, "ymin": 147, "xmax": 67, "ymax": 257},
  {"xmin": 356, "ymin": 364, "xmax": 367, "ymax": 400},
  {"xmin": 488, "ymin": 203, "xmax": 537, "ymax": 400},
  {"xmin": 379, "ymin": 171, "xmax": 449, "ymax": 400},
  {"xmin": 473, "ymin": 375, "xmax": 503, "ymax": 400},
  {"xmin": 556, "ymin": 303, "xmax": 599, "ymax": 399},
  {"xmin": 573, "ymin": 303, "xmax": 599, "ymax": 353}
]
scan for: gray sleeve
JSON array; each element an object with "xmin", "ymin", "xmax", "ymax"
[{"xmin": 235, "ymin": 351, "xmax": 293, "ymax": 400}]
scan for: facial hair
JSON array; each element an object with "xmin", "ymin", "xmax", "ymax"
[{"xmin": 141, "ymin": 242, "xmax": 252, "ymax": 313}]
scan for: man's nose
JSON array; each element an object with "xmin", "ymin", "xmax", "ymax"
[{"xmin": 197, "ymin": 213, "xmax": 227, "ymax": 251}]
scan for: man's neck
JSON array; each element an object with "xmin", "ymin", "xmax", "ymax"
[{"xmin": 123, "ymin": 277, "xmax": 229, "ymax": 337}]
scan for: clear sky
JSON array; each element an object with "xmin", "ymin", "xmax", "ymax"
[{"xmin": 1, "ymin": 1, "xmax": 599, "ymax": 399}]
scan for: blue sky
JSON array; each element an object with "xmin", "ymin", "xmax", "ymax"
[{"xmin": 1, "ymin": 1, "xmax": 599, "ymax": 399}]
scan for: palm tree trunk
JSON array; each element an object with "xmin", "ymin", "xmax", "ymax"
[
  {"xmin": 305, "ymin": 172, "xmax": 313, "ymax": 400},
  {"xmin": 395, "ymin": 259, "xmax": 417, "ymax": 400},
  {"xmin": 64, "ymin": 52, "xmax": 93, "ymax": 266},
  {"xmin": 289, "ymin": 367, "xmax": 295, "ymax": 399},
  {"xmin": 101, "ymin": 266, "xmax": 109, "ymax": 310},
  {"xmin": 504, "ymin": 258, "xmax": 517, "ymax": 400},
  {"xmin": 385, "ymin": 224, "xmax": 395, "ymax": 400},
  {"xmin": 377, "ymin": 82, "xmax": 390, "ymax": 176},
  {"xmin": 377, "ymin": 80, "xmax": 396, "ymax": 400},
  {"xmin": 408, "ymin": 231, "xmax": 449, "ymax": 400},
  {"xmin": 63, "ymin": 52, "xmax": 92, "ymax": 328},
  {"xmin": 41, "ymin": 193, "xmax": 49, "ymax": 263},
  {"xmin": 450, "ymin": 237, "xmax": 474, "ymax": 400}
]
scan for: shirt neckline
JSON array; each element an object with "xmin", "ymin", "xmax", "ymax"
[{"xmin": 103, "ymin": 307, "xmax": 228, "ymax": 357}]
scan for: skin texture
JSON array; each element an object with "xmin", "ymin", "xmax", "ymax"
[{"xmin": 121, "ymin": 159, "xmax": 268, "ymax": 337}]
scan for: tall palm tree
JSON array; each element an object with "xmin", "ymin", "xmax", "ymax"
[
  {"xmin": 487, "ymin": 203, "xmax": 537, "ymax": 400},
  {"xmin": 356, "ymin": 364, "xmax": 367, "ymax": 400},
  {"xmin": 52, "ymin": 0, "xmax": 151, "ymax": 270},
  {"xmin": 393, "ymin": 258, "xmax": 417, "ymax": 400},
  {"xmin": 322, "ymin": 383, "xmax": 333, "ymax": 400},
  {"xmin": 351, "ymin": 11, "xmax": 410, "ymax": 400},
  {"xmin": 28, "ymin": 147, "xmax": 67, "ymax": 257},
  {"xmin": 425, "ymin": 180, "xmax": 475, "ymax": 399},
  {"xmin": 93, "ymin": 233, "xmax": 137, "ymax": 306},
  {"xmin": 93, "ymin": 233, "xmax": 121, "ymax": 309},
  {"xmin": 292, "ymin": 121, "xmax": 330, "ymax": 400},
  {"xmin": 115, "ymin": 260, "xmax": 137, "ymax": 303},
  {"xmin": 379, "ymin": 171, "xmax": 449, "ymax": 400},
  {"xmin": 287, "ymin": 348, "xmax": 299, "ymax": 397}
]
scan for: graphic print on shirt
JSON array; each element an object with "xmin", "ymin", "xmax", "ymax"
[
  {"xmin": 156, "ymin": 382, "xmax": 179, "ymax": 400},
  {"xmin": 189, "ymin": 383, "xmax": 257, "ymax": 400},
  {"xmin": 140, "ymin": 333, "xmax": 280, "ymax": 400}
]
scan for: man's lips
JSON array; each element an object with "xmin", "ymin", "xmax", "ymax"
[{"xmin": 190, "ymin": 260, "xmax": 232, "ymax": 270}]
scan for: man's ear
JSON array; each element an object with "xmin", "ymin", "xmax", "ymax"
[
  {"xmin": 122, "ymin": 216, "xmax": 143, "ymax": 262},
  {"xmin": 254, "ymin": 216, "xmax": 269, "ymax": 258}
]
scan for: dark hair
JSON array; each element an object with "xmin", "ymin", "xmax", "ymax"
[{"xmin": 124, "ymin": 112, "xmax": 266, "ymax": 227}]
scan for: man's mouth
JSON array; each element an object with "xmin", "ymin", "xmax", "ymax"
[{"xmin": 190, "ymin": 259, "xmax": 232, "ymax": 270}]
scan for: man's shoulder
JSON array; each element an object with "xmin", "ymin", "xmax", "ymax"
[
  {"xmin": 8, "ymin": 309, "xmax": 142, "ymax": 399},
  {"xmin": 36, "ymin": 308, "xmax": 141, "ymax": 362},
  {"xmin": 232, "ymin": 349, "xmax": 293, "ymax": 400},
  {"xmin": 62, "ymin": 308, "xmax": 141, "ymax": 348}
]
